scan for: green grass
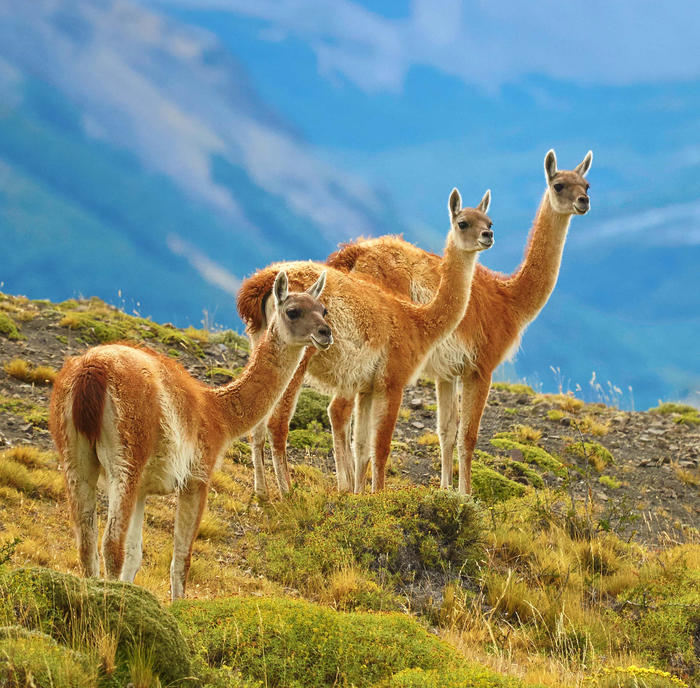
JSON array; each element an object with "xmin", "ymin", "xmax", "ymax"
[
  {"xmin": 290, "ymin": 388, "xmax": 331, "ymax": 430},
  {"xmin": 566, "ymin": 441, "xmax": 614, "ymax": 472},
  {"xmin": 172, "ymin": 596, "xmax": 460, "ymax": 688},
  {"xmin": 204, "ymin": 366, "xmax": 242, "ymax": 381},
  {"xmin": 0, "ymin": 395, "xmax": 49, "ymax": 427},
  {"xmin": 489, "ymin": 438, "xmax": 566, "ymax": 476},
  {"xmin": 288, "ymin": 424, "xmax": 333, "ymax": 452},
  {"xmin": 247, "ymin": 487, "xmax": 484, "ymax": 611},
  {"xmin": 650, "ymin": 402, "xmax": 700, "ymax": 426},
  {"xmin": 492, "ymin": 382, "xmax": 535, "ymax": 396},
  {"xmin": 0, "ymin": 312, "xmax": 22, "ymax": 340},
  {"xmin": 0, "ymin": 568, "xmax": 191, "ymax": 687},
  {"xmin": 471, "ymin": 461, "xmax": 527, "ymax": 501}
]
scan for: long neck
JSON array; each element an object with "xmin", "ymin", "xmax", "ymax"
[
  {"xmin": 410, "ymin": 236, "xmax": 478, "ymax": 341},
  {"xmin": 507, "ymin": 191, "xmax": 573, "ymax": 324},
  {"xmin": 212, "ymin": 323, "xmax": 304, "ymax": 441}
]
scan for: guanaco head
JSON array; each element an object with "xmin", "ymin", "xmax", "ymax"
[
  {"xmin": 272, "ymin": 270, "xmax": 333, "ymax": 351},
  {"xmin": 544, "ymin": 149, "xmax": 593, "ymax": 216},
  {"xmin": 448, "ymin": 188, "xmax": 494, "ymax": 252}
]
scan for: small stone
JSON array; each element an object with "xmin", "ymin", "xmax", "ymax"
[
  {"xmin": 411, "ymin": 421, "xmax": 425, "ymax": 430},
  {"xmin": 508, "ymin": 448, "xmax": 524, "ymax": 462},
  {"xmin": 637, "ymin": 460, "xmax": 650, "ymax": 467},
  {"xmin": 409, "ymin": 397, "xmax": 423, "ymax": 409}
]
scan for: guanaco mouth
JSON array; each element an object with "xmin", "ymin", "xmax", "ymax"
[{"xmin": 310, "ymin": 334, "xmax": 332, "ymax": 351}]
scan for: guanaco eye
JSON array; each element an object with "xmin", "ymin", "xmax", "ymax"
[
  {"xmin": 585, "ymin": 183, "xmax": 590, "ymax": 192},
  {"xmin": 488, "ymin": 221, "xmax": 493, "ymax": 229},
  {"xmin": 322, "ymin": 308, "xmax": 328, "ymax": 317},
  {"xmin": 286, "ymin": 308, "xmax": 301, "ymax": 320},
  {"xmin": 458, "ymin": 221, "xmax": 469, "ymax": 230},
  {"xmin": 553, "ymin": 183, "xmax": 564, "ymax": 193}
]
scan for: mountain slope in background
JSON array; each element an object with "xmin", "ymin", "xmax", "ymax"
[{"xmin": 0, "ymin": 0, "xmax": 697, "ymax": 408}]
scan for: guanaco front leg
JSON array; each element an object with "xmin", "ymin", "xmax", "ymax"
[
  {"xmin": 458, "ymin": 370, "xmax": 492, "ymax": 494},
  {"xmin": 170, "ymin": 480, "xmax": 208, "ymax": 601},
  {"xmin": 370, "ymin": 385, "xmax": 403, "ymax": 492},
  {"xmin": 328, "ymin": 395, "xmax": 354, "ymax": 492},
  {"xmin": 436, "ymin": 377, "xmax": 459, "ymax": 489}
]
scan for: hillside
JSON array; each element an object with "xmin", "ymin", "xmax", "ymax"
[{"xmin": 1, "ymin": 291, "xmax": 699, "ymax": 688}]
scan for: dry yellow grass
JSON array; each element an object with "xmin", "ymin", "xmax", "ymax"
[
  {"xmin": 417, "ymin": 432, "xmax": 440, "ymax": 446},
  {"xmin": 511, "ymin": 424, "xmax": 542, "ymax": 444},
  {"xmin": 398, "ymin": 407, "xmax": 411, "ymax": 422},
  {"xmin": 574, "ymin": 414, "xmax": 610, "ymax": 436},
  {"xmin": 3, "ymin": 357, "xmax": 57, "ymax": 384}
]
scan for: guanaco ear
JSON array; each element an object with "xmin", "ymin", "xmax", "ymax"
[
  {"xmin": 575, "ymin": 150, "xmax": 593, "ymax": 177},
  {"xmin": 307, "ymin": 270, "xmax": 327, "ymax": 300},
  {"xmin": 273, "ymin": 270, "xmax": 289, "ymax": 306},
  {"xmin": 448, "ymin": 188, "xmax": 462, "ymax": 217},
  {"xmin": 544, "ymin": 149, "xmax": 557, "ymax": 184},
  {"xmin": 477, "ymin": 189, "xmax": 491, "ymax": 214}
]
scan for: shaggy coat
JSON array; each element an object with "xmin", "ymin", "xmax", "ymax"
[
  {"xmin": 238, "ymin": 190, "xmax": 493, "ymax": 495},
  {"xmin": 49, "ymin": 273, "xmax": 330, "ymax": 599},
  {"xmin": 326, "ymin": 150, "xmax": 593, "ymax": 492}
]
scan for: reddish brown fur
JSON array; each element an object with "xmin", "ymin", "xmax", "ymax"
[
  {"xmin": 326, "ymin": 152, "xmax": 591, "ymax": 492},
  {"xmin": 70, "ymin": 360, "xmax": 109, "ymax": 445},
  {"xmin": 49, "ymin": 278, "xmax": 331, "ymax": 599},
  {"xmin": 240, "ymin": 194, "xmax": 493, "ymax": 495}
]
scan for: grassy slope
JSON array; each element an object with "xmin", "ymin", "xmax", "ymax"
[{"xmin": 0, "ymin": 292, "xmax": 698, "ymax": 688}]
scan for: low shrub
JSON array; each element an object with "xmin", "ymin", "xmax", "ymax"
[
  {"xmin": 386, "ymin": 665, "xmax": 531, "ymax": 688},
  {"xmin": 490, "ymin": 438, "xmax": 566, "ymax": 476},
  {"xmin": 0, "ymin": 312, "xmax": 22, "ymax": 340},
  {"xmin": 0, "ymin": 628, "xmax": 97, "ymax": 688},
  {"xmin": 248, "ymin": 487, "xmax": 484, "ymax": 609},
  {"xmin": 172, "ymin": 595, "xmax": 460, "ymax": 688},
  {"xmin": 471, "ymin": 462, "xmax": 527, "ymax": 501},
  {"xmin": 566, "ymin": 441, "xmax": 614, "ymax": 472},
  {"xmin": 0, "ymin": 568, "xmax": 191, "ymax": 686},
  {"xmin": 290, "ymin": 388, "xmax": 331, "ymax": 430}
]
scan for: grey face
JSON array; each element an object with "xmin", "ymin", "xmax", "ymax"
[
  {"xmin": 280, "ymin": 292, "xmax": 333, "ymax": 350},
  {"xmin": 548, "ymin": 170, "xmax": 591, "ymax": 215},
  {"xmin": 451, "ymin": 207, "xmax": 494, "ymax": 251}
]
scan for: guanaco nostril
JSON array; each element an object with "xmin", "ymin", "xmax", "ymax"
[
  {"xmin": 578, "ymin": 196, "xmax": 589, "ymax": 205},
  {"xmin": 481, "ymin": 230, "xmax": 493, "ymax": 239},
  {"xmin": 318, "ymin": 326, "xmax": 331, "ymax": 338}
]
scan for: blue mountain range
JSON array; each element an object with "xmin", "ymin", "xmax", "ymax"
[{"xmin": 0, "ymin": 0, "xmax": 697, "ymax": 409}]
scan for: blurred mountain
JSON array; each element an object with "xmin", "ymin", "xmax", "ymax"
[
  {"xmin": 0, "ymin": 0, "xmax": 397, "ymax": 324},
  {"xmin": 0, "ymin": 0, "xmax": 697, "ymax": 408}
]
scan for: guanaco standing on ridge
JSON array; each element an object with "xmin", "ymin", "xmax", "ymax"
[
  {"xmin": 49, "ymin": 271, "xmax": 330, "ymax": 600},
  {"xmin": 327, "ymin": 149, "xmax": 593, "ymax": 493},
  {"xmin": 237, "ymin": 190, "xmax": 494, "ymax": 496}
]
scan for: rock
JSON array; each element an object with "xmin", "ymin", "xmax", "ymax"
[
  {"xmin": 409, "ymin": 398, "xmax": 423, "ymax": 409},
  {"xmin": 411, "ymin": 421, "xmax": 425, "ymax": 430}
]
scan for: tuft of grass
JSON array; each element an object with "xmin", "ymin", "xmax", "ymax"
[
  {"xmin": 492, "ymin": 382, "xmax": 534, "ymax": 396},
  {"xmin": 290, "ymin": 388, "xmax": 331, "ymax": 430},
  {"xmin": 547, "ymin": 409, "xmax": 565, "ymax": 421},
  {"xmin": 398, "ymin": 407, "xmax": 411, "ymax": 422},
  {"xmin": 3, "ymin": 358, "xmax": 57, "ymax": 385},
  {"xmin": 599, "ymin": 475, "xmax": 622, "ymax": 489},
  {"xmin": 566, "ymin": 441, "xmax": 614, "ymax": 472},
  {"xmin": 490, "ymin": 438, "xmax": 566, "ymax": 476},
  {"xmin": 0, "ymin": 312, "xmax": 23, "ymax": 340},
  {"xmin": 554, "ymin": 394, "xmax": 585, "ymax": 413},
  {"xmin": 650, "ymin": 402, "xmax": 700, "ymax": 426},
  {"xmin": 204, "ymin": 366, "xmax": 241, "ymax": 381},
  {"xmin": 0, "ymin": 395, "xmax": 49, "ymax": 427},
  {"xmin": 471, "ymin": 462, "xmax": 527, "ymax": 501},
  {"xmin": 574, "ymin": 414, "xmax": 610, "ymax": 436},
  {"xmin": 417, "ymin": 432, "xmax": 440, "ymax": 446},
  {"xmin": 288, "ymin": 423, "xmax": 333, "ymax": 453},
  {"xmin": 673, "ymin": 465, "xmax": 700, "ymax": 490},
  {"xmin": 196, "ymin": 512, "xmax": 228, "ymax": 541},
  {"xmin": 0, "ymin": 452, "xmax": 63, "ymax": 500}
]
